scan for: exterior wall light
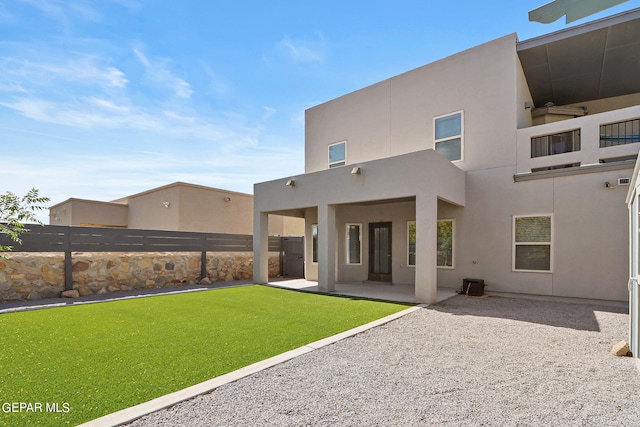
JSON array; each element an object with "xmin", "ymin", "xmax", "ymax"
[
  {"xmin": 163, "ymin": 201, "xmax": 171, "ymax": 208},
  {"xmin": 286, "ymin": 179, "xmax": 295, "ymax": 187},
  {"xmin": 223, "ymin": 197, "xmax": 231, "ymax": 202},
  {"xmin": 351, "ymin": 167, "xmax": 361, "ymax": 175}
]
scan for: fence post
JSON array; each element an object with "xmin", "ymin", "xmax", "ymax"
[
  {"xmin": 64, "ymin": 251, "xmax": 73, "ymax": 291},
  {"xmin": 200, "ymin": 251, "xmax": 207, "ymax": 280}
]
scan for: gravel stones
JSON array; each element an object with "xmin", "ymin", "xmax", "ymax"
[{"xmin": 129, "ymin": 296, "xmax": 640, "ymax": 427}]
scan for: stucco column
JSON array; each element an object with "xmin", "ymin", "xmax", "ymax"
[
  {"xmin": 318, "ymin": 203, "xmax": 337, "ymax": 292},
  {"xmin": 415, "ymin": 194, "xmax": 437, "ymax": 304},
  {"xmin": 253, "ymin": 211, "xmax": 269, "ymax": 284}
]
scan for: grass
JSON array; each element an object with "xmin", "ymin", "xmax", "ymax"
[{"xmin": 0, "ymin": 285, "xmax": 409, "ymax": 426}]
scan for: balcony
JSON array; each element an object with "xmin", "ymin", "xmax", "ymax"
[{"xmin": 516, "ymin": 105, "xmax": 640, "ymax": 177}]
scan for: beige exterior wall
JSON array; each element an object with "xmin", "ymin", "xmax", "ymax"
[
  {"xmin": 50, "ymin": 182, "xmax": 303, "ymax": 236},
  {"xmin": 255, "ymin": 26, "xmax": 637, "ymax": 302},
  {"xmin": 305, "ymin": 34, "xmax": 521, "ymax": 174},
  {"xmin": 49, "ymin": 199, "xmax": 127, "ymax": 228}
]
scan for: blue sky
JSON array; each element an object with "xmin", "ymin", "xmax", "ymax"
[{"xmin": 2, "ymin": 0, "xmax": 639, "ymax": 222}]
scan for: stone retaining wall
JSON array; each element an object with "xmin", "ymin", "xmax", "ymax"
[{"xmin": 0, "ymin": 252, "xmax": 281, "ymax": 302}]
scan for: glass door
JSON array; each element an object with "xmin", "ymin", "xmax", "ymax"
[{"xmin": 369, "ymin": 222, "xmax": 392, "ymax": 282}]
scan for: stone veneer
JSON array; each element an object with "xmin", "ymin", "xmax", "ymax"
[{"xmin": 0, "ymin": 252, "xmax": 281, "ymax": 302}]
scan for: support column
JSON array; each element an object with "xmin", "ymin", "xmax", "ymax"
[
  {"xmin": 253, "ymin": 211, "xmax": 269, "ymax": 284},
  {"xmin": 317, "ymin": 203, "xmax": 337, "ymax": 292},
  {"xmin": 415, "ymin": 194, "xmax": 438, "ymax": 304}
]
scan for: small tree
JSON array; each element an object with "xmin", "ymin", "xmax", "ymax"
[{"xmin": 0, "ymin": 189, "xmax": 50, "ymax": 253}]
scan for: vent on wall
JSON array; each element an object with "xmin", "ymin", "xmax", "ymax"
[{"xmin": 618, "ymin": 178, "xmax": 631, "ymax": 186}]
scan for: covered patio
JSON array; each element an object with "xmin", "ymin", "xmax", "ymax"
[{"xmin": 254, "ymin": 149, "xmax": 466, "ymax": 304}]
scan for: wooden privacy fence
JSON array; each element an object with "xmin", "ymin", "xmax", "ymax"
[{"xmin": 0, "ymin": 224, "xmax": 282, "ymax": 290}]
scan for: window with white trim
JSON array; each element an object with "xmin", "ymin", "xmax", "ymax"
[
  {"xmin": 407, "ymin": 220, "xmax": 455, "ymax": 268},
  {"xmin": 513, "ymin": 215, "xmax": 552, "ymax": 272},
  {"xmin": 312, "ymin": 224, "xmax": 318, "ymax": 263},
  {"xmin": 346, "ymin": 223, "xmax": 362, "ymax": 265},
  {"xmin": 328, "ymin": 141, "xmax": 346, "ymax": 168},
  {"xmin": 434, "ymin": 111, "xmax": 463, "ymax": 162},
  {"xmin": 437, "ymin": 219, "xmax": 454, "ymax": 268},
  {"xmin": 407, "ymin": 221, "xmax": 416, "ymax": 266}
]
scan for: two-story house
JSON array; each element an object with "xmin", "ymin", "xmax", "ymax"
[{"xmin": 253, "ymin": 9, "xmax": 640, "ymax": 305}]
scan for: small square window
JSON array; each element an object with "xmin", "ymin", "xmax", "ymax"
[
  {"xmin": 434, "ymin": 112, "xmax": 463, "ymax": 162},
  {"xmin": 329, "ymin": 141, "xmax": 346, "ymax": 168}
]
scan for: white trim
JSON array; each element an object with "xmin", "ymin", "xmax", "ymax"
[
  {"xmin": 433, "ymin": 110, "xmax": 464, "ymax": 163},
  {"xmin": 407, "ymin": 221, "xmax": 416, "ymax": 267},
  {"xmin": 328, "ymin": 140, "xmax": 347, "ymax": 168},
  {"xmin": 437, "ymin": 219, "xmax": 455, "ymax": 269},
  {"xmin": 512, "ymin": 214, "xmax": 554, "ymax": 273},
  {"xmin": 345, "ymin": 223, "xmax": 362, "ymax": 265}
]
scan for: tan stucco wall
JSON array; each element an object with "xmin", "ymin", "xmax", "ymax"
[
  {"xmin": 49, "ymin": 199, "xmax": 128, "ymax": 228},
  {"xmin": 436, "ymin": 166, "xmax": 630, "ymax": 301},
  {"xmin": 52, "ymin": 183, "xmax": 303, "ymax": 236},
  {"xmin": 257, "ymin": 29, "xmax": 634, "ymax": 302},
  {"xmin": 304, "ymin": 34, "xmax": 521, "ymax": 174},
  {"xmin": 568, "ymin": 93, "xmax": 640, "ymax": 116},
  {"xmin": 126, "ymin": 185, "xmax": 181, "ymax": 231}
]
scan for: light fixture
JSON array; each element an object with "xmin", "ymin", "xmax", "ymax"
[
  {"xmin": 223, "ymin": 196, "xmax": 231, "ymax": 202},
  {"xmin": 351, "ymin": 167, "xmax": 361, "ymax": 175},
  {"xmin": 524, "ymin": 101, "xmax": 532, "ymax": 109},
  {"xmin": 286, "ymin": 179, "xmax": 295, "ymax": 187},
  {"xmin": 163, "ymin": 201, "xmax": 171, "ymax": 208}
]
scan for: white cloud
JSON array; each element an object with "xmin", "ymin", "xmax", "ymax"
[
  {"xmin": 133, "ymin": 45, "xmax": 193, "ymax": 99},
  {"xmin": 132, "ymin": 47, "xmax": 150, "ymax": 67},
  {"xmin": 18, "ymin": 0, "xmax": 101, "ymax": 24},
  {"xmin": 263, "ymin": 106, "xmax": 276, "ymax": 120},
  {"xmin": 278, "ymin": 35, "xmax": 325, "ymax": 63},
  {"xmin": 0, "ymin": 56, "xmax": 128, "ymax": 90}
]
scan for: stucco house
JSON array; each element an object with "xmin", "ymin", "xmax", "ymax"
[
  {"xmin": 50, "ymin": 182, "xmax": 304, "ymax": 236},
  {"xmin": 254, "ymin": 9, "xmax": 640, "ymax": 304}
]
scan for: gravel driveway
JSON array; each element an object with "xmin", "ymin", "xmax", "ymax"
[{"xmin": 129, "ymin": 295, "xmax": 639, "ymax": 426}]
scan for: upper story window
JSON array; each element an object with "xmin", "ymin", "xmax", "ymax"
[
  {"xmin": 434, "ymin": 111, "xmax": 463, "ymax": 162},
  {"xmin": 531, "ymin": 129, "xmax": 580, "ymax": 158},
  {"xmin": 328, "ymin": 141, "xmax": 346, "ymax": 168},
  {"xmin": 600, "ymin": 118, "xmax": 640, "ymax": 147}
]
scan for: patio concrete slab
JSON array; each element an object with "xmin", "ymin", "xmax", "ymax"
[{"xmin": 268, "ymin": 278, "xmax": 458, "ymax": 304}]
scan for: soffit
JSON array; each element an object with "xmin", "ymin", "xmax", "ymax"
[{"xmin": 517, "ymin": 8, "xmax": 640, "ymax": 106}]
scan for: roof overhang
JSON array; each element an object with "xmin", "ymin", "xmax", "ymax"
[{"xmin": 517, "ymin": 7, "xmax": 640, "ymax": 107}]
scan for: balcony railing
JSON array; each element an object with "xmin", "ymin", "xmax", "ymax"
[
  {"xmin": 516, "ymin": 105, "xmax": 640, "ymax": 177},
  {"xmin": 600, "ymin": 118, "xmax": 640, "ymax": 147}
]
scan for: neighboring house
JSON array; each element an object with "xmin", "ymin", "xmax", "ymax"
[
  {"xmin": 50, "ymin": 182, "xmax": 304, "ymax": 236},
  {"xmin": 254, "ymin": 9, "xmax": 640, "ymax": 304}
]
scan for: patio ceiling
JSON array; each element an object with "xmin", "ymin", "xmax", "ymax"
[{"xmin": 517, "ymin": 8, "xmax": 640, "ymax": 107}]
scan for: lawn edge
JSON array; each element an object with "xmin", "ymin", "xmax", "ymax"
[{"xmin": 78, "ymin": 303, "xmax": 426, "ymax": 427}]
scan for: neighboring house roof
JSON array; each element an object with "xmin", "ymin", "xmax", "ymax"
[
  {"xmin": 111, "ymin": 181, "xmax": 252, "ymax": 203},
  {"xmin": 49, "ymin": 197, "xmax": 126, "ymax": 210},
  {"xmin": 517, "ymin": 7, "xmax": 640, "ymax": 106}
]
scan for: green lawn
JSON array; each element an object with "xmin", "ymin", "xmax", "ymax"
[{"xmin": 0, "ymin": 285, "xmax": 409, "ymax": 426}]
